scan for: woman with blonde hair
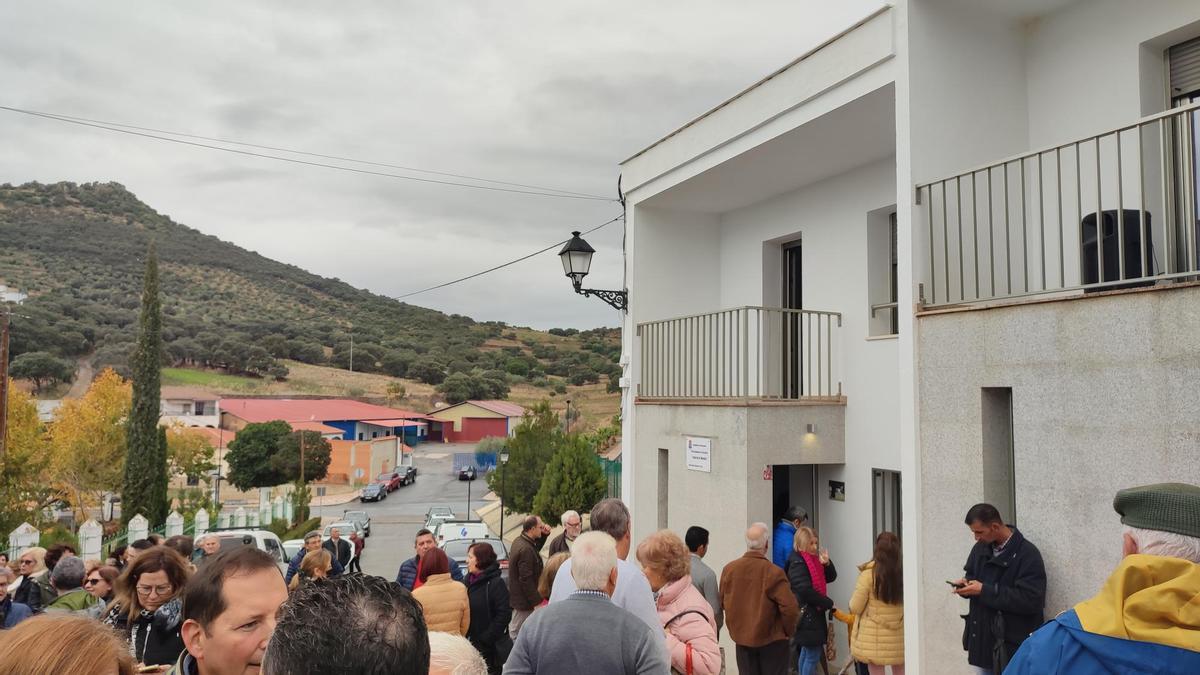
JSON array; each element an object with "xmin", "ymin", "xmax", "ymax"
[
  {"xmin": 537, "ymin": 552, "xmax": 570, "ymax": 606},
  {"xmin": 0, "ymin": 614, "xmax": 135, "ymax": 674},
  {"xmin": 11, "ymin": 547, "xmax": 49, "ymax": 613},
  {"xmin": 102, "ymin": 546, "xmax": 191, "ymax": 670},
  {"xmin": 636, "ymin": 530, "xmax": 721, "ymax": 675},
  {"xmin": 289, "ymin": 549, "xmax": 332, "ymax": 591},
  {"xmin": 789, "ymin": 526, "xmax": 838, "ymax": 675},
  {"xmin": 849, "ymin": 532, "xmax": 904, "ymax": 675}
]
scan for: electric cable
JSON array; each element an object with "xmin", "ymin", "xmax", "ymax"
[
  {"xmin": 0, "ymin": 105, "xmax": 616, "ymax": 202},
  {"xmin": 394, "ymin": 213, "xmax": 623, "ymax": 299}
]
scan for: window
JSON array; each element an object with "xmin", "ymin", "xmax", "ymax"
[
  {"xmin": 1168, "ymin": 37, "xmax": 1200, "ymax": 273},
  {"xmin": 872, "ymin": 469, "xmax": 901, "ymax": 541},
  {"xmin": 185, "ymin": 475, "xmax": 200, "ymax": 487},
  {"xmin": 867, "ymin": 208, "xmax": 899, "ymax": 336},
  {"xmin": 981, "ymin": 387, "xmax": 1016, "ymax": 525}
]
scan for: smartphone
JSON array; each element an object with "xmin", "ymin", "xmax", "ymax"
[{"xmin": 945, "ymin": 580, "xmax": 966, "ymax": 590}]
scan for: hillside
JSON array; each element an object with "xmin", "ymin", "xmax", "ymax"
[{"xmin": 0, "ymin": 181, "xmax": 621, "ymax": 426}]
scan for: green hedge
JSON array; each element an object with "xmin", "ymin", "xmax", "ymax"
[{"xmin": 278, "ymin": 517, "xmax": 322, "ymax": 542}]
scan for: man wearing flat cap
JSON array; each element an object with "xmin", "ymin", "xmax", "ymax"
[{"xmin": 1007, "ymin": 482, "xmax": 1200, "ymax": 673}]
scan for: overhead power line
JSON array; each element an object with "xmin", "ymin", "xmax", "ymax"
[
  {"xmin": 395, "ymin": 214, "xmax": 624, "ymax": 300},
  {"xmin": 0, "ymin": 105, "xmax": 616, "ymax": 202}
]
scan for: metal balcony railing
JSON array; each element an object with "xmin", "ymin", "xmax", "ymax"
[
  {"xmin": 636, "ymin": 306, "xmax": 842, "ymax": 400},
  {"xmin": 917, "ymin": 100, "xmax": 1200, "ymax": 307}
]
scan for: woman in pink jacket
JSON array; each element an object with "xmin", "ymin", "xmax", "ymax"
[{"xmin": 637, "ymin": 530, "xmax": 722, "ymax": 675}]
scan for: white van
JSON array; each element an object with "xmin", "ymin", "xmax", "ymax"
[{"xmin": 434, "ymin": 520, "xmax": 490, "ymax": 543}]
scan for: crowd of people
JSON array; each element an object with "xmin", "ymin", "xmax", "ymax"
[{"xmin": 0, "ymin": 482, "xmax": 1197, "ymax": 674}]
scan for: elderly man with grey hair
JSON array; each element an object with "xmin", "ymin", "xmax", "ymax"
[
  {"xmin": 548, "ymin": 509, "xmax": 582, "ymax": 556},
  {"xmin": 428, "ymin": 631, "xmax": 489, "ymax": 675},
  {"xmin": 548, "ymin": 498, "xmax": 662, "ymax": 637},
  {"xmin": 1006, "ymin": 483, "xmax": 1200, "ymax": 674},
  {"xmin": 719, "ymin": 522, "xmax": 799, "ymax": 675},
  {"xmin": 45, "ymin": 556, "xmax": 95, "ymax": 614},
  {"xmin": 506, "ymin": 531, "xmax": 670, "ymax": 675}
]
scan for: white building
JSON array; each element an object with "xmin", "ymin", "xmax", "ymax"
[
  {"xmin": 160, "ymin": 386, "xmax": 221, "ymax": 428},
  {"xmin": 617, "ymin": 2, "xmax": 1200, "ymax": 673}
]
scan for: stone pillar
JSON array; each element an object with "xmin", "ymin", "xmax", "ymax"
[
  {"xmin": 193, "ymin": 509, "xmax": 209, "ymax": 537},
  {"xmin": 127, "ymin": 514, "xmax": 149, "ymax": 542},
  {"xmin": 78, "ymin": 519, "xmax": 103, "ymax": 560},
  {"xmin": 234, "ymin": 507, "xmax": 247, "ymax": 528}
]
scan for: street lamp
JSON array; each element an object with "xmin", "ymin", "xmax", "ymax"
[
  {"xmin": 558, "ymin": 231, "xmax": 628, "ymax": 311},
  {"xmin": 498, "ymin": 449, "xmax": 510, "ymax": 537}
]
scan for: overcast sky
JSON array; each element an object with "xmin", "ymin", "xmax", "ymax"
[{"xmin": 1, "ymin": 1, "xmax": 880, "ymax": 330}]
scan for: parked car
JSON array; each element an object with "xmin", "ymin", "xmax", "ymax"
[
  {"xmin": 458, "ymin": 466, "xmax": 477, "ymax": 481},
  {"xmin": 397, "ymin": 465, "xmax": 417, "ymax": 485},
  {"xmin": 441, "ymin": 537, "xmax": 509, "ymax": 581},
  {"xmin": 343, "ymin": 509, "xmax": 371, "ymax": 536},
  {"xmin": 360, "ymin": 482, "xmax": 387, "ymax": 502},
  {"xmin": 424, "ymin": 506, "xmax": 455, "ymax": 530},
  {"xmin": 377, "ymin": 471, "xmax": 402, "ymax": 492},
  {"xmin": 281, "ymin": 538, "xmax": 305, "ymax": 562},
  {"xmin": 434, "ymin": 519, "xmax": 490, "ymax": 543},
  {"xmin": 208, "ymin": 529, "xmax": 288, "ymax": 573}
]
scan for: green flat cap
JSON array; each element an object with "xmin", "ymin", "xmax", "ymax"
[{"xmin": 1113, "ymin": 483, "xmax": 1200, "ymax": 538}]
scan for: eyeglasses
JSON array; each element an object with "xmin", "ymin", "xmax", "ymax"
[
  {"xmin": 84, "ymin": 578, "xmax": 102, "ymax": 586},
  {"xmin": 17, "ymin": 559, "xmax": 34, "ymax": 566},
  {"xmin": 135, "ymin": 584, "xmax": 173, "ymax": 597}
]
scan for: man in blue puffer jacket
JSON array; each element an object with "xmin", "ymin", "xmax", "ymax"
[
  {"xmin": 772, "ymin": 506, "xmax": 808, "ymax": 569},
  {"xmin": 395, "ymin": 529, "xmax": 463, "ymax": 590},
  {"xmin": 284, "ymin": 531, "xmax": 345, "ymax": 585}
]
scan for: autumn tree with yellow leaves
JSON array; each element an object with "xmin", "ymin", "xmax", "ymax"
[
  {"xmin": 0, "ymin": 380, "xmax": 55, "ymax": 535},
  {"xmin": 47, "ymin": 368, "xmax": 132, "ymax": 522}
]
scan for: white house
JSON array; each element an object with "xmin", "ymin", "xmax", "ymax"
[
  {"xmin": 159, "ymin": 386, "xmax": 221, "ymax": 428},
  {"xmin": 618, "ymin": 2, "xmax": 1200, "ymax": 673}
]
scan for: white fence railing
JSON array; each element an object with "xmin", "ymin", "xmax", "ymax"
[
  {"xmin": 636, "ymin": 306, "xmax": 842, "ymax": 400},
  {"xmin": 918, "ymin": 100, "xmax": 1200, "ymax": 306}
]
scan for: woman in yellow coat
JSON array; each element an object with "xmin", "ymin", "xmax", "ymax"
[
  {"xmin": 412, "ymin": 547, "xmax": 471, "ymax": 636},
  {"xmin": 848, "ymin": 531, "xmax": 905, "ymax": 674}
]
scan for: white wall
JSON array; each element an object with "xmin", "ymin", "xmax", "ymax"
[
  {"xmin": 916, "ymin": 284, "xmax": 1200, "ymax": 673},
  {"xmin": 630, "ymin": 207, "xmax": 722, "ymax": 324}
]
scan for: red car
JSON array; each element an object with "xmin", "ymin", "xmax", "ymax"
[{"xmin": 377, "ymin": 472, "xmax": 402, "ymax": 492}]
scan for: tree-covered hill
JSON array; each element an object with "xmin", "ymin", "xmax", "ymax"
[{"xmin": 0, "ymin": 181, "xmax": 620, "ymax": 396}]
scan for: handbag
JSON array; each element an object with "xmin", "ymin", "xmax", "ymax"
[{"xmin": 666, "ymin": 610, "xmax": 708, "ymax": 675}]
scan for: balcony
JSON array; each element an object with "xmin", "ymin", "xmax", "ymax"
[
  {"xmin": 918, "ymin": 100, "xmax": 1200, "ymax": 308},
  {"xmin": 636, "ymin": 306, "xmax": 844, "ymax": 402}
]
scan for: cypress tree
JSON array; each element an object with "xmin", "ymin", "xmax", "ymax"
[{"xmin": 121, "ymin": 243, "xmax": 164, "ymax": 525}]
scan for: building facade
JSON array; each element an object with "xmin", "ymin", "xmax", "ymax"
[{"xmin": 618, "ymin": 2, "xmax": 1200, "ymax": 672}]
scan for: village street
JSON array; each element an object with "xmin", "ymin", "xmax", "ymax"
[{"xmin": 319, "ymin": 443, "xmax": 496, "ymax": 581}]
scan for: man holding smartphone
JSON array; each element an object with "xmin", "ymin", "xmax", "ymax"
[{"xmin": 952, "ymin": 503, "xmax": 1046, "ymax": 675}]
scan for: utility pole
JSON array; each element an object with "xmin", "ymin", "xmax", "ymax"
[
  {"xmin": 0, "ymin": 311, "xmax": 10, "ymax": 465},
  {"xmin": 349, "ymin": 329, "xmax": 354, "ymax": 373},
  {"xmin": 299, "ymin": 429, "xmax": 307, "ymax": 520}
]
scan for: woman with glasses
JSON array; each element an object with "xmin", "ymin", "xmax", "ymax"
[
  {"xmin": 11, "ymin": 547, "xmax": 49, "ymax": 614},
  {"xmin": 102, "ymin": 547, "xmax": 191, "ymax": 672},
  {"xmin": 0, "ymin": 566, "xmax": 34, "ymax": 629},
  {"xmin": 85, "ymin": 566, "xmax": 119, "ymax": 607}
]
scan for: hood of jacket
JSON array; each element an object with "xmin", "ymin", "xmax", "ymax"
[{"xmin": 1074, "ymin": 553, "xmax": 1200, "ymax": 653}]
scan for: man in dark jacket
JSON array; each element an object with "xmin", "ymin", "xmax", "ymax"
[
  {"xmin": 284, "ymin": 531, "xmax": 344, "ymax": 585},
  {"xmin": 322, "ymin": 527, "xmax": 353, "ymax": 570},
  {"xmin": 395, "ymin": 529, "xmax": 463, "ymax": 590},
  {"xmin": 952, "ymin": 503, "xmax": 1046, "ymax": 674},
  {"xmin": 0, "ymin": 567, "xmax": 33, "ymax": 629},
  {"xmin": 547, "ymin": 510, "xmax": 582, "ymax": 556},
  {"xmin": 507, "ymin": 515, "xmax": 551, "ymax": 639}
]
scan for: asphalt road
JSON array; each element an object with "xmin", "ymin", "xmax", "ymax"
[{"xmin": 325, "ymin": 444, "xmax": 493, "ymax": 581}]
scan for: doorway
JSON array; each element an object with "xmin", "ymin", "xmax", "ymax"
[
  {"xmin": 782, "ymin": 240, "xmax": 803, "ymax": 398},
  {"xmin": 772, "ymin": 464, "xmax": 819, "ymax": 534}
]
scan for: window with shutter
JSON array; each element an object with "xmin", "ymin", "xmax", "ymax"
[{"xmin": 1169, "ymin": 35, "xmax": 1200, "ymax": 104}]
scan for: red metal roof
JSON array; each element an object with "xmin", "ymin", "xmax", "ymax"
[
  {"xmin": 468, "ymin": 400, "xmax": 526, "ymax": 417},
  {"xmin": 220, "ymin": 398, "xmax": 430, "ymax": 424},
  {"xmin": 289, "ymin": 421, "xmax": 345, "ymax": 435}
]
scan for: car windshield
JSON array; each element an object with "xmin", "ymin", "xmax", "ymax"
[
  {"xmin": 282, "ymin": 542, "xmax": 302, "ymax": 559},
  {"xmin": 442, "ymin": 539, "xmax": 507, "ymax": 560},
  {"xmin": 324, "ymin": 523, "xmax": 356, "ymax": 535},
  {"xmin": 345, "ymin": 511, "xmax": 367, "ymax": 521},
  {"xmin": 217, "ymin": 535, "xmax": 256, "ymax": 551},
  {"xmin": 377, "ymin": 474, "xmax": 392, "ymax": 480}
]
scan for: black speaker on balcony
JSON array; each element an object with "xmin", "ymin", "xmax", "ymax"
[{"xmin": 1081, "ymin": 209, "xmax": 1154, "ymax": 291}]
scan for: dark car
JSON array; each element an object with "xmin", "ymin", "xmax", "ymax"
[
  {"xmin": 377, "ymin": 472, "xmax": 402, "ymax": 492},
  {"xmin": 397, "ymin": 465, "xmax": 417, "ymax": 486},
  {"xmin": 458, "ymin": 466, "xmax": 477, "ymax": 481},
  {"xmin": 441, "ymin": 537, "xmax": 509, "ymax": 581},
  {"xmin": 360, "ymin": 483, "xmax": 387, "ymax": 502}
]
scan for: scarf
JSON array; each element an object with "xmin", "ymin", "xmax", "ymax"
[{"xmin": 801, "ymin": 551, "xmax": 827, "ymax": 597}]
